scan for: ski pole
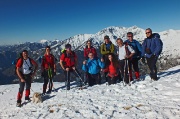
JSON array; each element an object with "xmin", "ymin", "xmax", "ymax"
[
  {"xmin": 126, "ymin": 59, "xmax": 131, "ymax": 85},
  {"xmin": 123, "ymin": 60, "xmax": 126, "ymax": 86},
  {"xmin": 30, "ymin": 88, "xmax": 35, "ymax": 93},
  {"xmin": 66, "ymin": 71, "xmax": 69, "ymax": 97},
  {"xmin": 74, "ymin": 69, "xmax": 86, "ymax": 87},
  {"xmin": 48, "ymin": 67, "xmax": 56, "ymax": 92}
]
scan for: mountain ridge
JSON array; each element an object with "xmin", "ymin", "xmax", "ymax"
[{"xmin": 0, "ymin": 26, "xmax": 180, "ymax": 85}]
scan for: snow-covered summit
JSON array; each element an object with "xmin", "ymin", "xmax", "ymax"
[
  {"xmin": 0, "ymin": 65, "xmax": 180, "ymax": 118},
  {"xmin": 39, "ymin": 39, "xmax": 48, "ymax": 44}
]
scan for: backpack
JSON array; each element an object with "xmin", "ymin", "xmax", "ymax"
[
  {"xmin": 124, "ymin": 40, "xmax": 141, "ymax": 59},
  {"xmin": 152, "ymin": 33, "xmax": 163, "ymax": 54},
  {"xmin": 42, "ymin": 54, "xmax": 56, "ymax": 64},
  {"xmin": 61, "ymin": 50, "xmax": 76, "ymax": 65},
  {"xmin": 61, "ymin": 50, "xmax": 75, "ymax": 58},
  {"xmin": 13, "ymin": 53, "xmax": 33, "ymax": 75},
  {"xmin": 39, "ymin": 54, "xmax": 57, "ymax": 64},
  {"xmin": 124, "ymin": 42, "xmax": 132, "ymax": 60}
]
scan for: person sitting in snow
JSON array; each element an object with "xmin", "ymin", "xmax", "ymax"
[
  {"xmin": 82, "ymin": 52, "xmax": 105, "ymax": 86},
  {"xmin": 16, "ymin": 50, "xmax": 38, "ymax": 107},
  {"xmin": 103, "ymin": 53, "xmax": 119, "ymax": 85}
]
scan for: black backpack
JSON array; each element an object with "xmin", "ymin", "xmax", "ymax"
[
  {"xmin": 13, "ymin": 53, "xmax": 33, "ymax": 75},
  {"xmin": 61, "ymin": 50, "xmax": 75, "ymax": 58}
]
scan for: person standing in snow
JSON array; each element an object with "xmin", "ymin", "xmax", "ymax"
[
  {"xmin": 103, "ymin": 53, "xmax": 120, "ymax": 85},
  {"xmin": 82, "ymin": 52, "xmax": 105, "ymax": 86},
  {"xmin": 41, "ymin": 46, "xmax": 56, "ymax": 94},
  {"xmin": 16, "ymin": 50, "xmax": 38, "ymax": 107},
  {"xmin": 84, "ymin": 40, "xmax": 97, "ymax": 60},
  {"xmin": 124, "ymin": 32, "xmax": 142, "ymax": 81},
  {"xmin": 100, "ymin": 35, "xmax": 115, "ymax": 82},
  {"xmin": 60, "ymin": 44, "xmax": 82, "ymax": 90},
  {"xmin": 141, "ymin": 28, "xmax": 162, "ymax": 81},
  {"xmin": 116, "ymin": 38, "xmax": 135, "ymax": 84}
]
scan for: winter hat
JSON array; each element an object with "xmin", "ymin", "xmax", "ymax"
[
  {"xmin": 104, "ymin": 35, "xmax": 110, "ymax": 39},
  {"xmin": 65, "ymin": 44, "xmax": 71, "ymax": 49}
]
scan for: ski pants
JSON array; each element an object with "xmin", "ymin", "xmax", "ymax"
[
  {"xmin": 128, "ymin": 58, "xmax": 140, "ymax": 79},
  {"xmin": 17, "ymin": 73, "xmax": 32, "ymax": 102},
  {"xmin": 119, "ymin": 59, "xmax": 130, "ymax": 84},
  {"xmin": 64, "ymin": 69, "xmax": 82, "ymax": 90},
  {"xmin": 87, "ymin": 73, "xmax": 101, "ymax": 86},
  {"xmin": 43, "ymin": 70, "xmax": 54, "ymax": 93},
  {"xmin": 128, "ymin": 58, "xmax": 139, "ymax": 72},
  {"xmin": 146, "ymin": 56, "xmax": 158, "ymax": 80}
]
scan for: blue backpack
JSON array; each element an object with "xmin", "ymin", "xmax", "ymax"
[{"xmin": 152, "ymin": 33, "xmax": 163, "ymax": 54}]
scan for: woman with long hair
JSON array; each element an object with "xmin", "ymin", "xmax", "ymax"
[{"xmin": 103, "ymin": 53, "xmax": 119, "ymax": 85}]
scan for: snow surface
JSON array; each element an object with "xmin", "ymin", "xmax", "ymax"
[{"xmin": 0, "ymin": 66, "xmax": 180, "ymax": 119}]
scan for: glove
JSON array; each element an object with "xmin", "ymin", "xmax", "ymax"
[{"xmin": 151, "ymin": 54, "xmax": 156, "ymax": 58}]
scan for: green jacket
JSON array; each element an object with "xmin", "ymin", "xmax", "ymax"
[{"xmin": 100, "ymin": 42, "xmax": 115, "ymax": 55}]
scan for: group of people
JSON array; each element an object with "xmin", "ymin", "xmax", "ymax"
[{"xmin": 15, "ymin": 28, "xmax": 162, "ymax": 107}]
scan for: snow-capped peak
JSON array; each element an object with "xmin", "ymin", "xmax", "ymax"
[{"xmin": 39, "ymin": 39, "xmax": 48, "ymax": 44}]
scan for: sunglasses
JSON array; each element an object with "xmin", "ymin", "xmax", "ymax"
[{"xmin": 146, "ymin": 32, "xmax": 151, "ymax": 34}]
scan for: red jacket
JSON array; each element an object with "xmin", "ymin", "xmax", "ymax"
[
  {"xmin": 104, "ymin": 62, "xmax": 119, "ymax": 78},
  {"xmin": 41, "ymin": 54, "xmax": 55, "ymax": 69},
  {"xmin": 16, "ymin": 58, "xmax": 37, "ymax": 68},
  {"xmin": 60, "ymin": 51, "xmax": 77, "ymax": 68},
  {"xmin": 84, "ymin": 46, "xmax": 97, "ymax": 59}
]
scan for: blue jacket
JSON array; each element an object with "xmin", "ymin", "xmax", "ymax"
[
  {"xmin": 124, "ymin": 39, "xmax": 142, "ymax": 59},
  {"xmin": 82, "ymin": 58, "xmax": 105, "ymax": 74},
  {"xmin": 142, "ymin": 37, "xmax": 162, "ymax": 58}
]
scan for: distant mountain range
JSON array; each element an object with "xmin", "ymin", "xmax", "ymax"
[{"xmin": 0, "ymin": 26, "xmax": 180, "ymax": 85}]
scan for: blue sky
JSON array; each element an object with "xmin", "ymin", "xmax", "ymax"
[{"xmin": 0, "ymin": 0, "xmax": 180, "ymax": 45}]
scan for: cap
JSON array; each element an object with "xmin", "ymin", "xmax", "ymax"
[{"xmin": 104, "ymin": 35, "xmax": 110, "ymax": 39}]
